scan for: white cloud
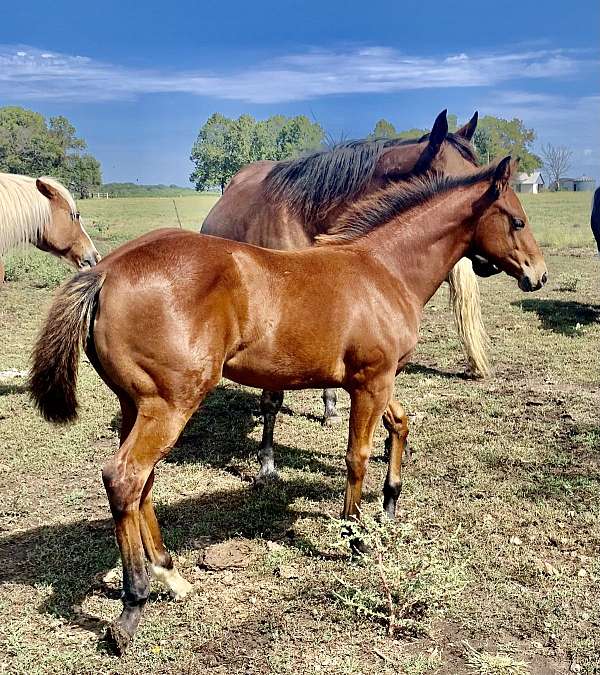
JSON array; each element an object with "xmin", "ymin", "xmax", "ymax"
[{"xmin": 0, "ymin": 44, "xmax": 595, "ymax": 104}]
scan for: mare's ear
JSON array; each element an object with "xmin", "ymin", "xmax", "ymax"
[
  {"xmin": 492, "ymin": 156, "xmax": 514, "ymax": 196},
  {"xmin": 36, "ymin": 178, "xmax": 59, "ymax": 201},
  {"xmin": 428, "ymin": 109, "xmax": 448, "ymax": 153},
  {"xmin": 455, "ymin": 111, "xmax": 478, "ymax": 141}
]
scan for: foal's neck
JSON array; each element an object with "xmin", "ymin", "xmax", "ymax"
[{"xmin": 366, "ymin": 183, "xmax": 487, "ymax": 306}]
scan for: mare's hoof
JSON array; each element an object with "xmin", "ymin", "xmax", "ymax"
[
  {"xmin": 465, "ymin": 366, "xmax": 489, "ymax": 380},
  {"xmin": 253, "ymin": 471, "xmax": 281, "ymax": 488},
  {"xmin": 106, "ymin": 621, "xmax": 133, "ymax": 656},
  {"xmin": 322, "ymin": 414, "xmax": 342, "ymax": 427}
]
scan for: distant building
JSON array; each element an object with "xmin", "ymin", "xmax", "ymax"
[
  {"xmin": 511, "ymin": 171, "xmax": 545, "ymax": 194},
  {"xmin": 553, "ymin": 176, "xmax": 597, "ymax": 192}
]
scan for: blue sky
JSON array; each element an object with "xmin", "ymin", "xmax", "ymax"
[{"xmin": 1, "ymin": 0, "xmax": 598, "ymax": 184}]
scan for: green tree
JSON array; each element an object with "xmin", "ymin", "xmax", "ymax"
[
  {"xmin": 224, "ymin": 114, "xmax": 255, "ymax": 171},
  {"xmin": 65, "ymin": 154, "xmax": 102, "ymax": 198},
  {"xmin": 370, "ymin": 119, "xmax": 398, "ymax": 139},
  {"xmin": 473, "ymin": 116, "xmax": 540, "ymax": 171},
  {"xmin": 274, "ymin": 115, "xmax": 324, "ymax": 160},
  {"xmin": 49, "ymin": 116, "xmax": 86, "ymax": 159},
  {"xmin": 0, "ymin": 106, "xmax": 101, "ymax": 192},
  {"xmin": 250, "ymin": 115, "xmax": 286, "ymax": 162},
  {"xmin": 190, "ymin": 113, "xmax": 325, "ymax": 192},
  {"xmin": 190, "ymin": 113, "xmax": 233, "ymax": 193},
  {"xmin": 0, "ymin": 107, "xmax": 61, "ymax": 175}
]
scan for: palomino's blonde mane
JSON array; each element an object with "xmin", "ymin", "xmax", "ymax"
[{"xmin": 0, "ymin": 173, "xmax": 77, "ymax": 255}]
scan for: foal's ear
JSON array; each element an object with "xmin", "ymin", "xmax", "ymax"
[
  {"xmin": 492, "ymin": 155, "xmax": 513, "ymax": 196},
  {"xmin": 36, "ymin": 178, "xmax": 59, "ymax": 201},
  {"xmin": 428, "ymin": 109, "xmax": 448, "ymax": 150},
  {"xmin": 455, "ymin": 111, "xmax": 478, "ymax": 141}
]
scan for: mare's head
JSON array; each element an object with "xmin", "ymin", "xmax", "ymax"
[
  {"xmin": 372, "ymin": 110, "xmax": 479, "ymax": 186},
  {"xmin": 35, "ymin": 178, "xmax": 100, "ymax": 269},
  {"xmin": 469, "ymin": 157, "xmax": 547, "ymax": 292}
]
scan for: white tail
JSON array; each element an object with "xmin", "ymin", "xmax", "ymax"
[{"xmin": 447, "ymin": 258, "xmax": 490, "ymax": 378}]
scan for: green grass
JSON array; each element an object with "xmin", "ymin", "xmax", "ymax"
[
  {"xmin": 520, "ymin": 192, "xmax": 595, "ymax": 250},
  {"xmin": 0, "ymin": 190, "xmax": 598, "ymax": 673}
]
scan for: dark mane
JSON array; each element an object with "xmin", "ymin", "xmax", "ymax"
[
  {"xmin": 316, "ymin": 164, "xmax": 496, "ymax": 246},
  {"xmin": 263, "ymin": 131, "xmax": 479, "ymax": 224}
]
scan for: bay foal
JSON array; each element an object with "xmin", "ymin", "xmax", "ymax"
[{"xmin": 30, "ymin": 158, "xmax": 546, "ymax": 653}]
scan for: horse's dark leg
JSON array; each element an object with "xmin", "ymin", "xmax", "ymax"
[
  {"xmin": 322, "ymin": 388, "xmax": 342, "ymax": 426},
  {"xmin": 256, "ymin": 390, "xmax": 284, "ymax": 484},
  {"xmin": 382, "ymin": 399, "xmax": 409, "ymax": 519}
]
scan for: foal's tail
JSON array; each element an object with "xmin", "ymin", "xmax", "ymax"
[
  {"xmin": 29, "ymin": 270, "xmax": 106, "ymax": 423},
  {"xmin": 447, "ymin": 258, "xmax": 490, "ymax": 378}
]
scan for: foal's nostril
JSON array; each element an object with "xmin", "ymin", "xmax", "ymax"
[{"xmin": 541, "ymin": 272, "xmax": 548, "ymax": 285}]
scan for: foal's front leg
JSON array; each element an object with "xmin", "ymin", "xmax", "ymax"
[
  {"xmin": 343, "ymin": 380, "xmax": 393, "ymax": 521},
  {"xmin": 255, "ymin": 390, "xmax": 284, "ymax": 484}
]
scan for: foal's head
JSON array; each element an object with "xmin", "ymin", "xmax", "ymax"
[
  {"xmin": 36, "ymin": 178, "xmax": 100, "ymax": 269},
  {"xmin": 470, "ymin": 157, "xmax": 547, "ymax": 292}
]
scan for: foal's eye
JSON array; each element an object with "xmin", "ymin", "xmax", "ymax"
[{"xmin": 512, "ymin": 217, "xmax": 525, "ymax": 230}]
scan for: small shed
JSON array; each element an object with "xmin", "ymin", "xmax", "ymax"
[
  {"xmin": 574, "ymin": 176, "xmax": 596, "ymax": 192},
  {"xmin": 555, "ymin": 176, "xmax": 597, "ymax": 192},
  {"xmin": 512, "ymin": 171, "xmax": 545, "ymax": 194}
]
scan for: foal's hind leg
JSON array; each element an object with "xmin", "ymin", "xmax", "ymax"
[
  {"xmin": 102, "ymin": 399, "xmax": 194, "ymax": 654},
  {"xmin": 382, "ymin": 399, "xmax": 409, "ymax": 519},
  {"xmin": 140, "ymin": 470, "xmax": 193, "ymax": 599},
  {"xmin": 256, "ymin": 390, "xmax": 283, "ymax": 484},
  {"xmin": 322, "ymin": 388, "xmax": 342, "ymax": 426},
  {"xmin": 118, "ymin": 394, "xmax": 191, "ymax": 588}
]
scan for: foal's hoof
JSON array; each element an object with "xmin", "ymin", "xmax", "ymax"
[
  {"xmin": 349, "ymin": 537, "xmax": 372, "ymax": 557},
  {"xmin": 171, "ymin": 577, "xmax": 194, "ymax": 601},
  {"xmin": 106, "ymin": 621, "xmax": 133, "ymax": 656},
  {"xmin": 322, "ymin": 414, "xmax": 342, "ymax": 427}
]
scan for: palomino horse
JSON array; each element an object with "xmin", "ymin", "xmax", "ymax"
[
  {"xmin": 30, "ymin": 157, "xmax": 546, "ymax": 653},
  {"xmin": 0, "ymin": 173, "xmax": 100, "ymax": 277},
  {"xmin": 203, "ymin": 109, "xmax": 489, "ymax": 482}
]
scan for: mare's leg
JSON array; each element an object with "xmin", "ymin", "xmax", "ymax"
[
  {"xmin": 322, "ymin": 388, "xmax": 342, "ymax": 426},
  {"xmin": 102, "ymin": 398, "xmax": 195, "ymax": 655},
  {"xmin": 140, "ymin": 470, "xmax": 193, "ymax": 599},
  {"xmin": 256, "ymin": 390, "xmax": 283, "ymax": 483},
  {"xmin": 382, "ymin": 399, "xmax": 409, "ymax": 519},
  {"xmin": 342, "ymin": 379, "xmax": 392, "ymax": 521}
]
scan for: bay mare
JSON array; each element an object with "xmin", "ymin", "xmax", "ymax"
[
  {"xmin": 0, "ymin": 173, "xmax": 100, "ymax": 278},
  {"xmin": 202, "ymin": 109, "xmax": 491, "ymax": 482},
  {"xmin": 30, "ymin": 157, "xmax": 547, "ymax": 653}
]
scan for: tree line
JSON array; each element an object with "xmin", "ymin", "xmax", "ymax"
[
  {"xmin": 190, "ymin": 111, "xmax": 546, "ymax": 191},
  {"xmin": 0, "ymin": 106, "xmax": 102, "ymax": 198}
]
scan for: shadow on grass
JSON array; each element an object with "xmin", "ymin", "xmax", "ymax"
[
  {"xmin": 404, "ymin": 362, "xmax": 469, "ymax": 380},
  {"xmin": 0, "ymin": 475, "xmax": 345, "ymax": 637},
  {"xmin": 514, "ymin": 299, "xmax": 600, "ymax": 336},
  {"xmin": 0, "ymin": 382, "xmax": 28, "ymax": 396},
  {"xmin": 110, "ymin": 385, "xmax": 343, "ymax": 478}
]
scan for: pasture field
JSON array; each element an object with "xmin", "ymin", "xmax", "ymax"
[{"xmin": 0, "ymin": 191, "xmax": 598, "ymax": 674}]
